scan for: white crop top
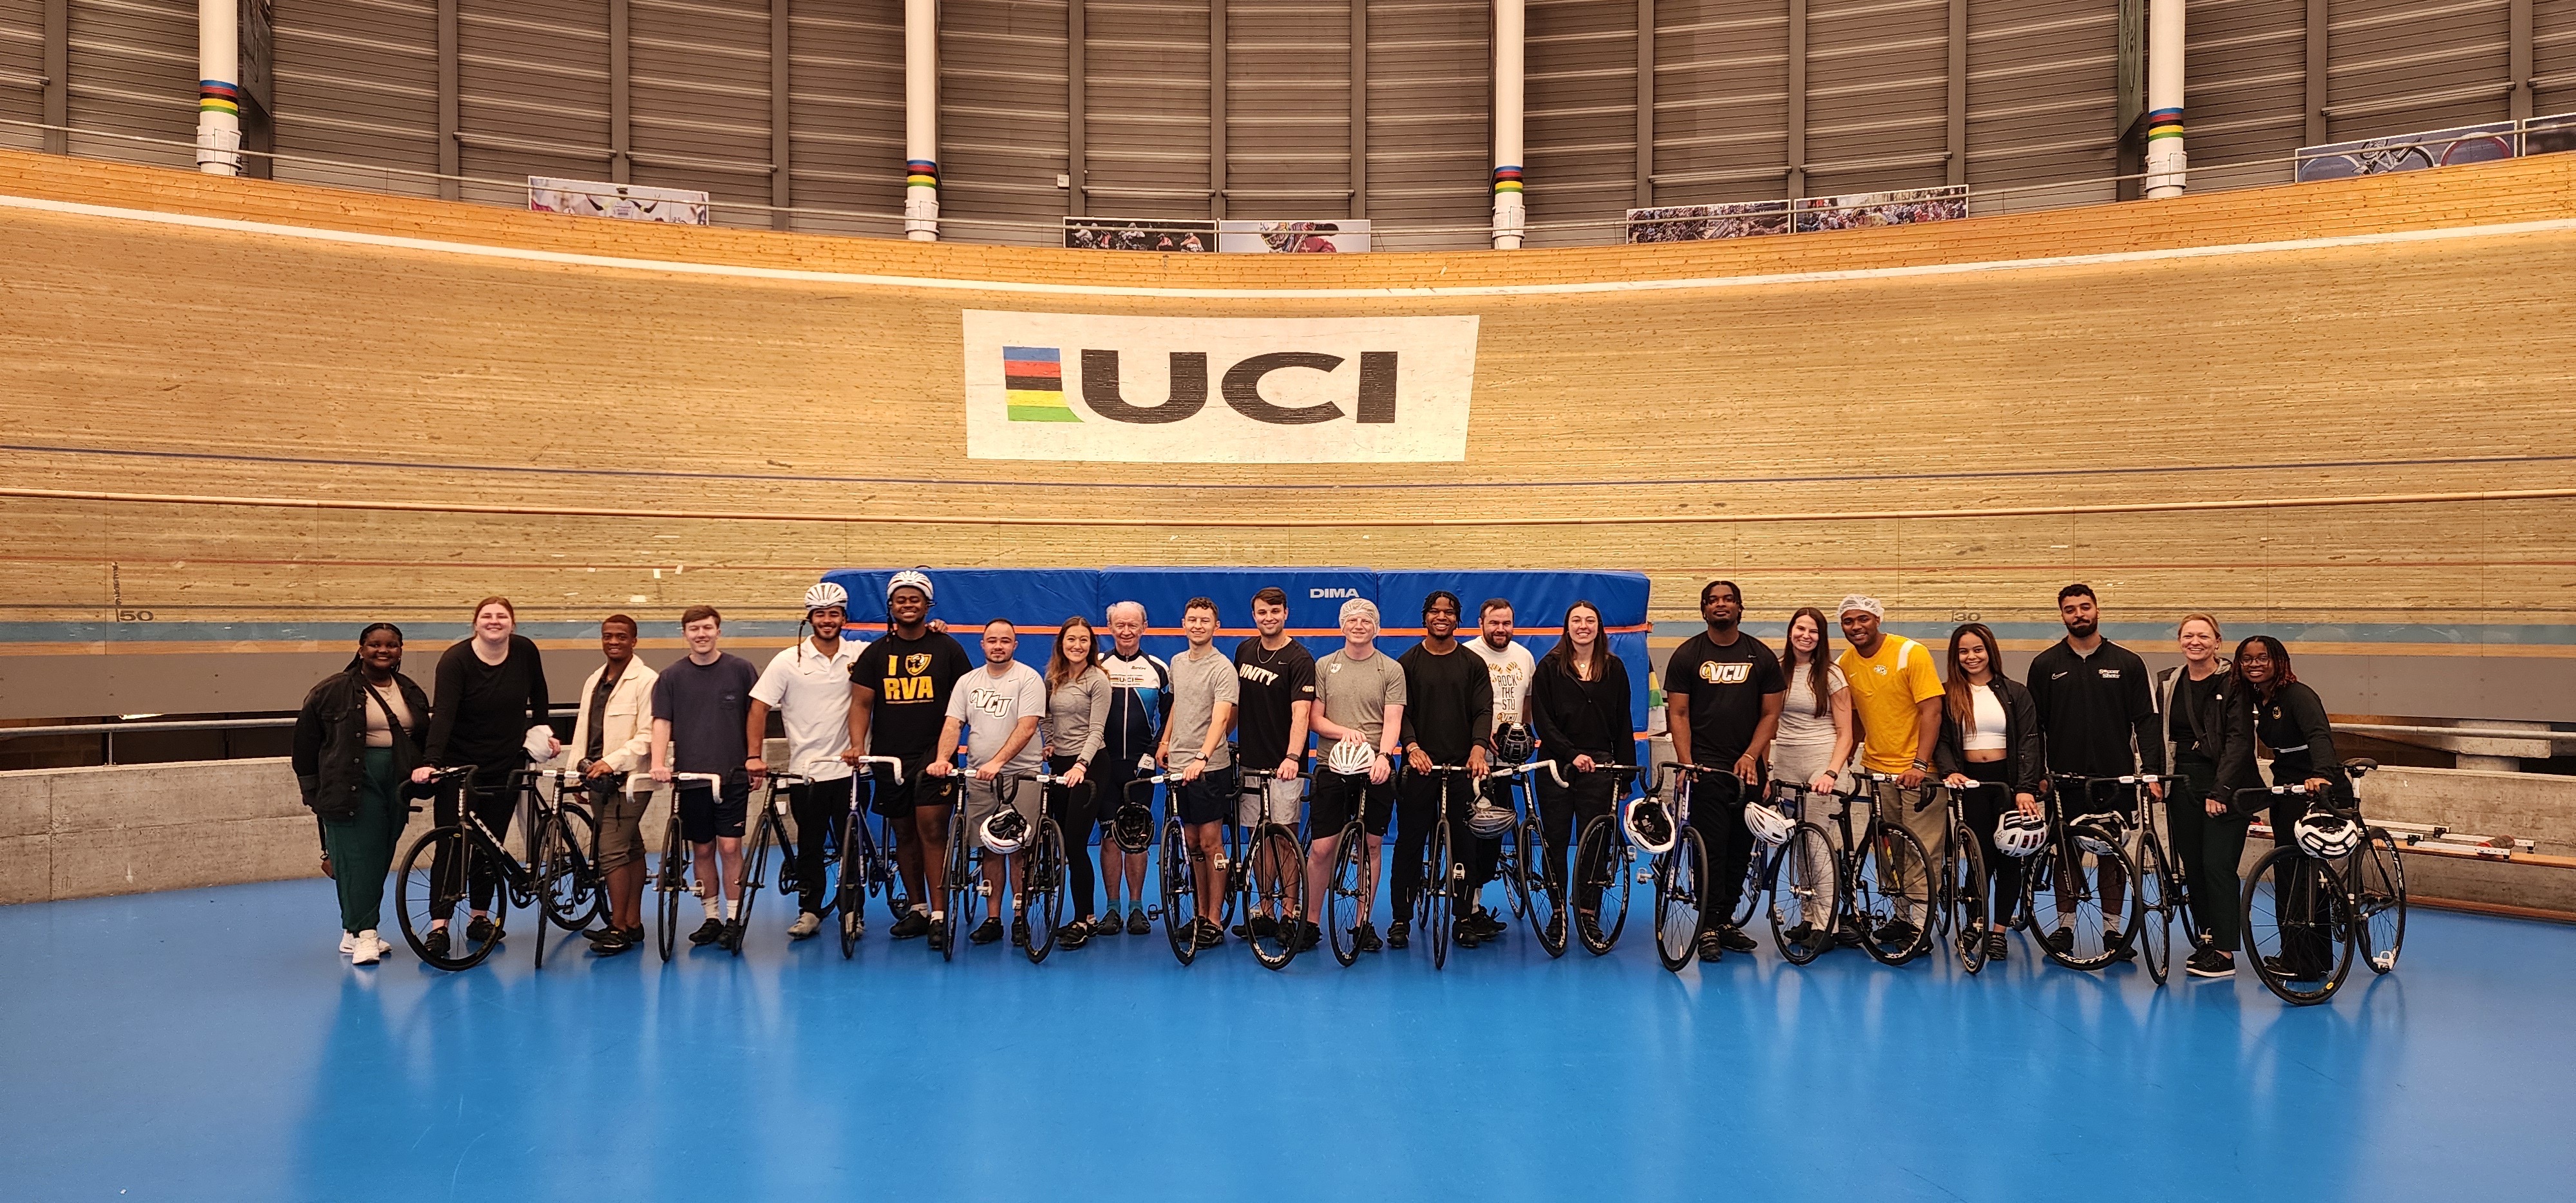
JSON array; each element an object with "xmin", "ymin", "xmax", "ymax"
[{"xmin": 1963, "ymin": 685, "xmax": 2007, "ymax": 752}]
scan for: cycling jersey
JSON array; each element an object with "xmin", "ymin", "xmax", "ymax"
[{"xmin": 1097, "ymin": 648, "xmax": 1171, "ymax": 768}]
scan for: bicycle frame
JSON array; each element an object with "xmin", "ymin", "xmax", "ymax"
[
  {"xmin": 1405, "ymin": 763, "xmax": 1475, "ymax": 969},
  {"xmin": 836, "ymin": 755, "xmax": 907, "ymax": 957}
]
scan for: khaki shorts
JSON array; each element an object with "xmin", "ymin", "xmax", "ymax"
[
  {"xmin": 963, "ymin": 775, "xmax": 1041, "ymax": 850},
  {"xmin": 594, "ymin": 789, "xmax": 649, "ymax": 874},
  {"xmin": 1238, "ymin": 775, "xmax": 1304, "ymax": 827}
]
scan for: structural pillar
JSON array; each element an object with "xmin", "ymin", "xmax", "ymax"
[
  {"xmin": 2143, "ymin": 0, "xmax": 2186, "ymax": 198},
  {"xmin": 194, "ymin": 0, "xmax": 242, "ymax": 175},
  {"xmin": 904, "ymin": 0, "xmax": 939, "ymax": 240},
  {"xmin": 1492, "ymin": 0, "xmax": 1525, "ymax": 249}
]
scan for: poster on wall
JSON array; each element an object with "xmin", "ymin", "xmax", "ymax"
[
  {"xmin": 2524, "ymin": 113, "xmax": 2576, "ymax": 157},
  {"xmin": 1063, "ymin": 218, "xmax": 1217, "ymax": 252},
  {"xmin": 1792, "ymin": 185, "xmax": 1966, "ymax": 233},
  {"xmin": 960, "ymin": 310, "xmax": 1479, "ymax": 463},
  {"xmin": 1216, "ymin": 220, "xmax": 1372, "ymax": 252},
  {"xmin": 528, "ymin": 177, "xmax": 710, "ymax": 225},
  {"xmin": 2293, "ymin": 122, "xmax": 2517, "ymax": 182},
  {"xmin": 1624, "ymin": 200, "xmax": 1791, "ymax": 243}
]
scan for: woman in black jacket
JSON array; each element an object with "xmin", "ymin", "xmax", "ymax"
[
  {"xmin": 292, "ymin": 623, "xmax": 431, "ymax": 965},
  {"xmin": 2208, "ymin": 634, "xmax": 2344, "ymax": 978},
  {"xmin": 1932, "ymin": 623, "xmax": 2043, "ymax": 963},
  {"xmin": 1524, "ymin": 600, "xmax": 1635, "ymax": 940}
]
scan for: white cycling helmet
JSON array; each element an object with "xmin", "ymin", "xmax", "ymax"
[
  {"xmin": 979, "ymin": 805, "xmax": 1029, "ymax": 855},
  {"xmin": 1996, "ymin": 812, "xmax": 2049, "ymax": 858},
  {"xmin": 1325, "ymin": 737, "xmax": 1378, "ymax": 778},
  {"xmin": 2293, "ymin": 808, "xmax": 2362, "ymax": 859},
  {"xmin": 1623, "ymin": 797, "xmax": 1676, "ymax": 854},
  {"xmin": 802, "ymin": 582, "xmax": 849, "ymax": 614},
  {"xmin": 1466, "ymin": 796, "xmax": 1517, "ymax": 838},
  {"xmin": 886, "ymin": 570, "xmax": 934, "ymax": 604},
  {"xmin": 1743, "ymin": 800, "xmax": 1796, "ymax": 848},
  {"xmin": 2072, "ymin": 811, "xmax": 2130, "ymax": 857}
]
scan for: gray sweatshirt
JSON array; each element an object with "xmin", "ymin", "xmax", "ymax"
[{"xmin": 1046, "ymin": 665, "xmax": 1112, "ymax": 764}]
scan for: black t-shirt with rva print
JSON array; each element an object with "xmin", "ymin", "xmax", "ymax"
[{"xmin": 849, "ymin": 629, "xmax": 973, "ymax": 762}]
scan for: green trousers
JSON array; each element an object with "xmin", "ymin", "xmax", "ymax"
[
  {"xmin": 321, "ymin": 747, "xmax": 407, "ymax": 933},
  {"xmin": 2167, "ymin": 752, "xmax": 2248, "ymax": 952}
]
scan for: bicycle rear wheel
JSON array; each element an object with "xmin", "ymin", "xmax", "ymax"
[
  {"xmin": 2135, "ymin": 829, "xmax": 2175, "ymax": 985},
  {"xmin": 734, "ymin": 810, "xmax": 777, "ymax": 958},
  {"xmin": 540, "ymin": 805, "xmax": 605, "ymax": 933},
  {"xmin": 654, "ymin": 822, "xmax": 689, "ymax": 963},
  {"xmin": 1654, "ymin": 827, "xmax": 1709, "ymax": 972},
  {"xmin": 940, "ymin": 815, "xmax": 972, "ymax": 962},
  {"xmin": 2025, "ymin": 829, "xmax": 2143, "ymax": 971},
  {"xmin": 1853, "ymin": 822, "xmax": 1931, "ymax": 966},
  {"xmin": 1326, "ymin": 824, "xmax": 1366, "ymax": 967},
  {"xmin": 1770, "ymin": 823, "xmax": 1834, "ymax": 965},
  {"xmin": 837, "ymin": 805, "xmax": 867, "ymax": 959},
  {"xmin": 396, "ymin": 825, "xmax": 504, "ymax": 971},
  {"xmin": 2241, "ymin": 846, "xmax": 2353, "ymax": 1005},
  {"xmin": 1025, "ymin": 817, "xmax": 1065, "ymax": 965},
  {"xmin": 1248, "ymin": 825, "xmax": 1302, "ymax": 971},
  {"xmin": 1573, "ymin": 815, "xmax": 1630, "ymax": 956},
  {"xmin": 1520, "ymin": 819, "xmax": 1566, "ymax": 958},
  {"xmin": 2357, "ymin": 828, "xmax": 2406, "ymax": 974},
  {"xmin": 1160, "ymin": 817, "xmax": 1197, "ymax": 966},
  {"xmin": 1425, "ymin": 820, "xmax": 1455, "ymax": 969},
  {"xmin": 1951, "ymin": 826, "xmax": 1990, "ymax": 975}
]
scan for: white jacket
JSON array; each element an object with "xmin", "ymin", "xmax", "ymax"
[{"xmin": 561, "ymin": 659, "xmax": 659, "ymax": 775}]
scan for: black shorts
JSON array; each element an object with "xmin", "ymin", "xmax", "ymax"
[
  {"xmin": 677, "ymin": 777, "xmax": 750, "ymax": 844},
  {"xmin": 1311, "ymin": 770, "xmax": 1394, "ymax": 838},
  {"xmin": 1175, "ymin": 764, "xmax": 1236, "ymax": 826},
  {"xmin": 1092, "ymin": 752, "xmax": 1157, "ymax": 825},
  {"xmin": 869, "ymin": 753, "xmax": 947, "ymax": 818}
]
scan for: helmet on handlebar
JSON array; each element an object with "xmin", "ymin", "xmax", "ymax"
[
  {"xmin": 978, "ymin": 804, "xmax": 1029, "ymax": 855},
  {"xmin": 1743, "ymin": 799, "xmax": 1796, "ymax": 847},
  {"xmin": 1494, "ymin": 723, "xmax": 1533, "ymax": 766},
  {"xmin": 1466, "ymin": 794, "xmax": 1517, "ymax": 838},
  {"xmin": 1996, "ymin": 811, "xmax": 2049, "ymax": 858},
  {"xmin": 1622, "ymin": 797, "xmax": 1676, "ymax": 854},
  {"xmin": 802, "ymin": 582, "xmax": 850, "ymax": 614},
  {"xmin": 1112, "ymin": 798, "xmax": 1156, "ymax": 853},
  {"xmin": 2071, "ymin": 811, "xmax": 2130, "ymax": 857},
  {"xmin": 2293, "ymin": 807, "xmax": 2362, "ymax": 859},
  {"xmin": 1325, "ymin": 737, "xmax": 1378, "ymax": 778}
]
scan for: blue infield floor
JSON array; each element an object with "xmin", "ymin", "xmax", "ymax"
[{"xmin": 4, "ymin": 876, "xmax": 2573, "ymax": 1202}]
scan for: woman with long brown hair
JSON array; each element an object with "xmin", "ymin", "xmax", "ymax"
[
  {"xmin": 1764, "ymin": 607, "xmax": 1853, "ymax": 954},
  {"xmin": 1041, "ymin": 616, "xmax": 1111, "ymax": 947},
  {"xmin": 1525, "ymin": 600, "xmax": 1636, "ymax": 943},
  {"xmin": 1933, "ymin": 622, "xmax": 2043, "ymax": 963}
]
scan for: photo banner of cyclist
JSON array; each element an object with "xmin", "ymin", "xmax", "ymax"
[{"xmin": 960, "ymin": 310, "xmax": 1479, "ymax": 462}]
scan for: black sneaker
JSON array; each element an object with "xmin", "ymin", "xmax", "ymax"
[
  {"xmin": 1783, "ymin": 922, "xmax": 1817, "ymax": 945},
  {"xmin": 927, "ymin": 916, "xmax": 948, "ymax": 949},
  {"xmin": 1056, "ymin": 921, "xmax": 1091, "ymax": 949},
  {"xmin": 1386, "ymin": 920, "xmax": 1411, "ymax": 949},
  {"xmin": 1291, "ymin": 921, "xmax": 1321, "ymax": 951},
  {"xmin": 1126, "ymin": 911, "xmax": 1151, "ymax": 936},
  {"xmin": 1090, "ymin": 912, "xmax": 1124, "ymax": 937},
  {"xmin": 1354, "ymin": 922, "xmax": 1383, "ymax": 953},
  {"xmin": 1719, "ymin": 925, "xmax": 1757, "ymax": 954},
  {"xmin": 2184, "ymin": 947, "xmax": 2235, "ymax": 979},
  {"xmin": 969, "ymin": 917, "xmax": 1004, "ymax": 945},
  {"xmin": 1834, "ymin": 925, "xmax": 1864, "ymax": 947},
  {"xmin": 2105, "ymin": 927, "xmax": 2137, "ymax": 961},
  {"xmin": 689, "ymin": 917, "xmax": 725, "ymax": 945},
  {"xmin": 889, "ymin": 911, "xmax": 930, "ymax": 940},
  {"xmin": 1192, "ymin": 920, "xmax": 1225, "ymax": 949},
  {"xmin": 718, "ymin": 922, "xmax": 743, "ymax": 952},
  {"xmin": 466, "ymin": 914, "xmax": 498, "ymax": 943},
  {"xmin": 2046, "ymin": 927, "xmax": 2076, "ymax": 956},
  {"xmin": 1874, "ymin": 920, "xmax": 1920, "ymax": 949},
  {"xmin": 1453, "ymin": 919, "xmax": 1481, "ymax": 949},
  {"xmin": 1987, "ymin": 931, "xmax": 2009, "ymax": 961},
  {"xmin": 1697, "ymin": 931, "xmax": 1726, "ymax": 962},
  {"xmin": 1012, "ymin": 918, "xmax": 1031, "ymax": 948},
  {"xmin": 592, "ymin": 931, "xmax": 634, "ymax": 957},
  {"xmin": 1577, "ymin": 913, "xmax": 1604, "ymax": 947},
  {"xmin": 423, "ymin": 927, "xmax": 450, "ymax": 960},
  {"xmin": 1251, "ymin": 914, "xmax": 1278, "ymax": 940},
  {"xmin": 581, "ymin": 925, "xmax": 623, "ymax": 945}
]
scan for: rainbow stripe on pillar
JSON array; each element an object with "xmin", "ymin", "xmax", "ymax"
[
  {"xmin": 198, "ymin": 81, "xmax": 240, "ymax": 118},
  {"xmin": 905, "ymin": 159, "xmax": 939, "ymax": 191},
  {"xmin": 1492, "ymin": 165, "xmax": 1524, "ymax": 195},
  {"xmin": 2146, "ymin": 107, "xmax": 2184, "ymax": 144}
]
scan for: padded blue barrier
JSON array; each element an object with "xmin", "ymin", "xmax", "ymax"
[
  {"xmin": 1097, "ymin": 565, "xmax": 1378, "ymax": 668},
  {"xmin": 1376, "ymin": 569, "xmax": 1653, "ymax": 732},
  {"xmin": 819, "ymin": 568, "xmax": 1098, "ymax": 635}
]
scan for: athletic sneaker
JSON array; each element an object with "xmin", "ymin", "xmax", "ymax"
[
  {"xmin": 1126, "ymin": 911, "xmax": 1151, "ymax": 936},
  {"xmin": 592, "ymin": 930, "xmax": 635, "ymax": 957},
  {"xmin": 1987, "ymin": 932, "xmax": 2009, "ymax": 961},
  {"xmin": 927, "ymin": 916, "xmax": 948, "ymax": 949},
  {"xmin": 350, "ymin": 929, "xmax": 383, "ymax": 965},
  {"xmin": 1783, "ymin": 922, "xmax": 1818, "ymax": 946},
  {"xmin": 338, "ymin": 932, "xmax": 358, "ymax": 956},
  {"xmin": 1875, "ymin": 920, "xmax": 1919, "ymax": 949},
  {"xmin": 2104, "ymin": 926, "xmax": 2136, "ymax": 961},
  {"xmin": 466, "ymin": 915, "xmax": 498, "ymax": 943},
  {"xmin": 1454, "ymin": 918, "xmax": 1481, "ymax": 949},
  {"xmin": 1090, "ymin": 912, "xmax": 1123, "ymax": 937},
  {"xmin": 1470, "ymin": 909, "xmax": 1508, "ymax": 938},
  {"xmin": 1292, "ymin": 921, "xmax": 1323, "ymax": 951},
  {"xmin": 1386, "ymin": 920, "xmax": 1412, "ymax": 949},
  {"xmin": 890, "ymin": 911, "xmax": 931, "ymax": 940},
  {"xmin": 582, "ymin": 925, "xmax": 623, "ymax": 945},
  {"xmin": 1251, "ymin": 914, "xmax": 1278, "ymax": 940},
  {"xmin": 788, "ymin": 912, "xmax": 822, "ymax": 940},
  {"xmin": 423, "ymin": 927, "xmax": 450, "ymax": 960},
  {"xmin": 1056, "ymin": 921, "xmax": 1090, "ymax": 949},
  {"xmin": 689, "ymin": 917, "xmax": 726, "ymax": 945},
  {"xmin": 719, "ymin": 922, "xmax": 744, "ymax": 952},
  {"xmin": 1012, "ymin": 918, "xmax": 1031, "ymax": 948},
  {"xmin": 969, "ymin": 917, "xmax": 1004, "ymax": 945},
  {"xmin": 1697, "ymin": 931, "xmax": 1725, "ymax": 962},
  {"xmin": 2184, "ymin": 947, "xmax": 2234, "ymax": 978},
  {"xmin": 1719, "ymin": 926, "xmax": 1757, "ymax": 954},
  {"xmin": 2046, "ymin": 927, "xmax": 2075, "ymax": 956},
  {"xmin": 1191, "ymin": 920, "xmax": 1224, "ymax": 949},
  {"xmin": 1354, "ymin": 922, "xmax": 1384, "ymax": 953}
]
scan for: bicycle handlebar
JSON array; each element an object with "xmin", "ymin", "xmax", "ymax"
[
  {"xmin": 1492, "ymin": 761, "xmax": 1565, "ymax": 787},
  {"xmin": 840, "ymin": 754, "xmax": 907, "ymax": 786}
]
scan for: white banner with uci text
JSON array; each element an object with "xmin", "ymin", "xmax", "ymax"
[{"xmin": 960, "ymin": 311, "xmax": 1479, "ymax": 462}]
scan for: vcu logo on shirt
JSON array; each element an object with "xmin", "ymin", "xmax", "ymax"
[
  {"xmin": 969, "ymin": 688, "xmax": 1013, "ymax": 717},
  {"xmin": 1699, "ymin": 662, "xmax": 1753, "ymax": 685}
]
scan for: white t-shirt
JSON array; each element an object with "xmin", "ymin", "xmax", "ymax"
[
  {"xmin": 751, "ymin": 636, "xmax": 867, "ymax": 781},
  {"xmin": 1466, "ymin": 637, "xmax": 1538, "ymax": 732},
  {"xmin": 1774, "ymin": 661, "xmax": 1847, "ymax": 747},
  {"xmin": 945, "ymin": 659, "xmax": 1048, "ymax": 775}
]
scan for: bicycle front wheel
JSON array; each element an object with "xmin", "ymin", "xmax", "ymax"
[
  {"xmin": 1573, "ymin": 815, "xmax": 1630, "ymax": 956},
  {"xmin": 1771, "ymin": 823, "xmax": 1835, "ymax": 965},
  {"xmin": 1654, "ymin": 827, "xmax": 1708, "ymax": 972},
  {"xmin": 2026, "ymin": 831, "xmax": 2143, "ymax": 971},
  {"xmin": 734, "ymin": 810, "xmax": 777, "ymax": 958},
  {"xmin": 1160, "ymin": 817, "xmax": 1197, "ymax": 967},
  {"xmin": 1951, "ymin": 826, "xmax": 1990, "ymax": 975},
  {"xmin": 396, "ymin": 825, "xmax": 503, "ymax": 972},
  {"xmin": 654, "ymin": 813, "xmax": 690, "ymax": 963},
  {"xmin": 2135, "ymin": 829, "xmax": 2175, "ymax": 985},
  {"xmin": 2357, "ymin": 828, "xmax": 2406, "ymax": 974},
  {"xmin": 541, "ymin": 805, "xmax": 605, "ymax": 933},
  {"xmin": 1026, "ymin": 817, "xmax": 1065, "ymax": 965},
  {"xmin": 1522, "ymin": 819, "xmax": 1566, "ymax": 958},
  {"xmin": 837, "ymin": 805, "xmax": 867, "ymax": 958},
  {"xmin": 1326, "ymin": 824, "xmax": 1366, "ymax": 967},
  {"xmin": 1853, "ymin": 822, "xmax": 1931, "ymax": 966},
  {"xmin": 1248, "ymin": 824, "xmax": 1302, "ymax": 971},
  {"xmin": 2241, "ymin": 846, "xmax": 2353, "ymax": 1005}
]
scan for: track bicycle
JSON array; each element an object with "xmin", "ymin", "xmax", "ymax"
[
  {"xmin": 927, "ymin": 759, "xmax": 1000, "ymax": 961},
  {"xmin": 1319, "ymin": 761, "xmax": 1387, "ymax": 968},
  {"xmin": 1747, "ymin": 782, "xmax": 1839, "ymax": 965},
  {"xmin": 1647, "ymin": 762, "xmax": 1719, "ymax": 972},
  {"xmin": 1488, "ymin": 759, "xmax": 1567, "ymax": 957},
  {"xmin": 2239, "ymin": 759, "xmax": 2405, "ymax": 1006},
  {"xmin": 1815, "ymin": 773, "xmax": 1934, "ymax": 965},
  {"xmin": 2022, "ymin": 773, "xmax": 2149, "ymax": 972},
  {"xmin": 1568, "ymin": 762, "xmax": 1643, "ymax": 956},
  {"xmin": 1227, "ymin": 765, "xmax": 1305, "ymax": 971},
  {"xmin": 736, "ymin": 758, "xmax": 853, "ymax": 956},
  {"xmin": 1133, "ymin": 768, "xmax": 1215, "ymax": 967},
  {"xmin": 1401, "ymin": 762, "xmax": 1475, "ymax": 970},
  {"xmin": 834, "ymin": 755, "xmax": 907, "ymax": 959},
  {"xmin": 2105, "ymin": 773, "xmax": 2189, "ymax": 984},
  {"xmin": 1001, "ymin": 768, "xmax": 1074, "ymax": 965},
  {"xmin": 395, "ymin": 766, "xmax": 593, "ymax": 971},
  {"xmin": 1929, "ymin": 779, "xmax": 2002, "ymax": 974},
  {"xmin": 650, "ymin": 772, "xmax": 728, "ymax": 961},
  {"xmin": 524, "ymin": 768, "xmax": 607, "ymax": 940}
]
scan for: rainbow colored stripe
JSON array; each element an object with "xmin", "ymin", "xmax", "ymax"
[
  {"xmin": 1492, "ymin": 165, "xmax": 1524, "ymax": 195},
  {"xmin": 2147, "ymin": 107, "xmax": 2184, "ymax": 143},
  {"xmin": 905, "ymin": 158, "xmax": 939, "ymax": 191},
  {"xmin": 198, "ymin": 80, "xmax": 240, "ymax": 118},
  {"xmin": 1003, "ymin": 346, "xmax": 1080, "ymax": 422}
]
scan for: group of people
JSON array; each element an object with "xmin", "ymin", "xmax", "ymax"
[{"xmin": 292, "ymin": 573, "xmax": 2347, "ymax": 980}]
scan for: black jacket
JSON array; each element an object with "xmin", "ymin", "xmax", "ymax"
[
  {"xmin": 1527, "ymin": 654, "xmax": 1634, "ymax": 765},
  {"xmin": 2208, "ymin": 678, "xmax": 2342, "ymax": 810},
  {"xmin": 292, "ymin": 668, "xmax": 431, "ymax": 817},
  {"xmin": 1932, "ymin": 676, "xmax": 2045, "ymax": 797}
]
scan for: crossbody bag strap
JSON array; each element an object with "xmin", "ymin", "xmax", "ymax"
[{"xmin": 359, "ymin": 678, "xmax": 414, "ymax": 751}]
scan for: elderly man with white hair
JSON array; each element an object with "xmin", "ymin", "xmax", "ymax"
[
  {"xmin": 1832, "ymin": 593, "xmax": 1947, "ymax": 952},
  {"xmin": 1090, "ymin": 599, "xmax": 1171, "ymax": 937},
  {"xmin": 1299, "ymin": 596, "xmax": 1408, "ymax": 953}
]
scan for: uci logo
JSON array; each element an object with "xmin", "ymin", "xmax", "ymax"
[
  {"xmin": 1005, "ymin": 345, "xmax": 1399, "ymax": 426},
  {"xmin": 1311, "ymin": 588, "xmax": 1361, "ymax": 599}
]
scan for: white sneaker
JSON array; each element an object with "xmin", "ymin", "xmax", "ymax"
[
  {"xmin": 339, "ymin": 931, "xmax": 357, "ymax": 956},
  {"xmin": 351, "ymin": 929, "xmax": 383, "ymax": 965},
  {"xmin": 788, "ymin": 912, "xmax": 822, "ymax": 940}
]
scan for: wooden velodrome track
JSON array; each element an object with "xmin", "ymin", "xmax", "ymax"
[{"xmin": 1, "ymin": 149, "xmax": 2571, "ymax": 718}]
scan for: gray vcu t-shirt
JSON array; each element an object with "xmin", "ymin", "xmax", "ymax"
[
  {"xmin": 1164, "ymin": 645, "xmax": 1240, "ymax": 771},
  {"xmin": 945, "ymin": 660, "xmax": 1048, "ymax": 775}
]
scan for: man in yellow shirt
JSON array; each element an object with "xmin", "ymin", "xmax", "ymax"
[{"xmin": 1833, "ymin": 594, "xmax": 1946, "ymax": 949}]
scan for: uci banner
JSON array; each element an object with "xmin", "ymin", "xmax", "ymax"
[{"xmin": 960, "ymin": 310, "xmax": 1479, "ymax": 462}]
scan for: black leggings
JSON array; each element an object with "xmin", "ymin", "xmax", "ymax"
[
  {"xmin": 1536, "ymin": 765, "xmax": 1618, "ymax": 899},
  {"xmin": 788, "ymin": 777, "xmax": 855, "ymax": 914},
  {"xmin": 431, "ymin": 772, "xmax": 518, "ymax": 921},
  {"xmin": 1046, "ymin": 753, "xmax": 1099, "ymax": 920},
  {"xmin": 1957, "ymin": 759, "xmax": 2024, "ymax": 929},
  {"xmin": 1685, "ymin": 772, "xmax": 1753, "ymax": 932},
  {"xmin": 1392, "ymin": 771, "xmax": 1497, "ymax": 922}
]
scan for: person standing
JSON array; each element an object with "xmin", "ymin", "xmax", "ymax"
[
  {"xmin": 844, "ymin": 571, "xmax": 975, "ymax": 944},
  {"xmin": 1393, "ymin": 591, "xmax": 1492, "ymax": 950},
  {"xmin": 931, "ymin": 620, "xmax": 1048, "ymax": 948},
  {"xmin": 563, "ymin": 614, "xmax": 658, "ymax": 956},
  {"xmin": 412, "ymin": 597, "xmax": 556, "ymax": 960},
  {"xmin": 1042, "ymin": 616, "xmax": 1112, "ymax": 947},
  {"xmin": 2208, "ymin": 635, "xmax": 2346, "ymax": 980},
  {"xmin": 2157, "ymin": 614, "xmax": 2243, "ymax": 978},
  {"xmin": 1303, "ymin": 598, "xmax": 1407, "ymax": 954},
  {"xmin": 1159, "ymin": 598, "xmax": 1240, "ymax": 949},
  {"xmin": 1092, "ymin": 600, "xmax": 1170, "ymax": 936},
  {"xmin": 1767, "ymin": 605, "xmax": 1853, "ymax": 956},
  {"xmin": 747, "ymin": 583, "xmax": 866, "ymax": 942},
  {"xmin": 1932, "ymin": 622, "xmax": 2043, "ymax": 964},
  {"xmin": 1525, "ymin": 601, "xmax": 1636, "ymax": 947},
  {"xmin": 2024, "ymin": 583, "xmax": 2164, "ymax": 958},
  {"xmin": 648, "ymin": 606, "xmax": 762, "ymax": 950},
  {"xmin": 1663, "ymin": 580, "xmax": 1786, "ymax": 961},
  {"xmin": 293, "ymin": 623, "xmax": 431, "ymax": 966},
  {"xmin": 1232, "ymin": 587, "xmax": 1314, "ymax": 941},
  {"xmin": 1463, "ymin": 598, "xmax": 1536, "ymax": 943},
  {"xmin": 1833, "ymin": 594, "xmax": 1945, "ymax": 947}
]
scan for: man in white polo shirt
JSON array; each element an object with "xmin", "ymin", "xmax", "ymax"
[{"xmin": 747, "ymin": 583, "xmax": 869, "ymax": 940}]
